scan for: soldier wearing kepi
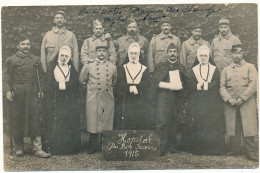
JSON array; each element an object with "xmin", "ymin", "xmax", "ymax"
[
  {"xmin": 147, "ymin": 43, "xmax": 189, "ymax": 156},
  {"xmin": 220, "ymin": 44, "xmax": 258, "ymax": 162},
  {"xmin": 41, "ymin": 10, "xmax": 79, "ymax": 73},
  {"xmin": 81, "ymin": 19, "xmax": 117, "ymax": 65},
  {"xmin": 180, "ymin": 24, "xmax": 210, "ymax": 74},
  {"xmin": 3, "ymin": 35, "xmax": 51, "ymax": 158},
  {"xmin": 116, "ymin": 18, "xmax": 149, "ymax": 66},
  {"xmin": 211, "ymin": 18, "xmax": 241, "ymax": 73},
  {"xmin": 79, "ymin": 42, "xmax": 117, "ymax": 154},
  {"xmin": 147, "ymin": 17, "xmax": 181, "ymax": 75}
]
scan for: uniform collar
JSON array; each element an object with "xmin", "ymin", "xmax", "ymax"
[
  {"xmin": 52, "ymin": 26, "xmax": 66, "ymax": 34},
  {"xmin": 159, "ymin": 32, "xmax": 174, "ymax": 39},
  {"xmin": 95, "ymin": 58, "xmax": 106, "ymax": 63},
  {"xmin": 188, "ymin": 37, "xmax": 203, "ymax": 45},
  {"xmin": 231, "ymin": 59, "xmax": 246, "ymax": 68},
  {"xmin": 92, "ymin": 34, "xmax": 105, "ymax": 41},
  {"xmin": 167, "ymin": 58, "xmax": 177, "ymax": 64},
  {"xmin": 218, "ymin": 31, "xmax": 232, "ymax": 41},
  {"xmin": 16, "ymin": 51, "xmax": 31, "ymax": 58},
  {"xmin": 126, "ymin": 33, "xmax": 140, "ymax": 41}
]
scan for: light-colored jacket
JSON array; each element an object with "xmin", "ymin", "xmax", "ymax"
[
  {"xmin": 79, "ymin": 59, "xmax": 117, "ymax": 133},
  {"xmin": 41, "ymin": 27, "xmax": 79, "ymax": 72},
  {"xmin": 220, "ymin": 60, "xmax": 258, "ymax": 137},
  {"xmin": 147, "ymin": 32, "xmax": 181, "ymax": 73}
]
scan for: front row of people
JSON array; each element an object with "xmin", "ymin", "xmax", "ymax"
[{"xmin": 3, "ymin": 36, "xmax": 258, "ymax": 162}]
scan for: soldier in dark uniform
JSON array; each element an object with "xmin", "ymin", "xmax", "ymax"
[
  {"xmin": 147, "ymin": 43, "xmax": 189, "ymax": 156},
  {"xmin": 3, "ymin": 35, "xmax": 51, "ymax": 158}
]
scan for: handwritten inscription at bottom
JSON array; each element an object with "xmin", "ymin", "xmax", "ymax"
[{"xmin": 102, "ymin": 130, "xmax": 160, "ymax": 161}]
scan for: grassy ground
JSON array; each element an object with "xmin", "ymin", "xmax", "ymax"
[{"xmin": 3, "ymin": 133, "xmax": 259, "ymax": 171}]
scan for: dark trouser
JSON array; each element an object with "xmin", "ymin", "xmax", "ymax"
[
  {"xmin": 229, "ymin": 108, "xmax": 258, "ymax": 160},
  {"xmin": 88, "ymin": 133, "xmax": 101, "ymax": 150},
  {"xmin": 156, "ymin": 90, "xmax": 184, "ymax": 154}
]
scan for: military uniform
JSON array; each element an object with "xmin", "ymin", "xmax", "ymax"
[
  {"xmin": 79, "ymin": 59, "xmax": 117, "ymax": 133},
  {"xmin": 41, "ymin": 26, "xmax": 79, "ymax": 72},
  {"xmin": 117, "ymin": 33, "xmax": 149, "ymax": 66},
  {"xmin": 3, "ymin": 51, "xmax": 45, "ymax": 152},
  {"xmin": 220, "ymin": 59, "xmax": 258, "ymax": 161},
  {"xmin": 180, "ymin": 37, "xmax": 210, "ymax": 73},
  {"xmin": 211, "ymin": 32, "xmax": 241, "ymax": 73},
  {"xmin": 147, "ymin": 33, "xmax": 181, "ymax": 73}
]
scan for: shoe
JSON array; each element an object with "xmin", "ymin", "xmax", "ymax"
[
  {"xmin": 15, "ymin": 149, "xmax": 23, "ymax": 156},
  {"xmin": 35, "ymin": 151, "xmax": 51, "ymax": 158},
  {"xmin": 246, "ymin": 155, "xmax": 259, "ymax": 162}
]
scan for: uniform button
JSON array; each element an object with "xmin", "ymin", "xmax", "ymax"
[
  {"xmin": 97, "ymin": 68, "xmax": 99, "ymax": 70},
  {"xmin": 98, "ymin": 78, "xmax": 100, "ymax": 80},
  {"xmin": 98, "ymin": 83, "xmax": 100, "ymax": 85},
  {"xmin": 106, "ymin": 89, "xmax": 108, "ymax": 91},
  {"xmin": 97, "ymin": 73, "xmax": 100, "ymax": 75},
  {"xmin": 106, "ymin": 83, "xmax": 108, "ymax": 86},
  {"xmin": 98, "ymin": 88, "xmax": 101, "ymax": 90},
  {"xmin": 107, "ymin": 79, "xmax": 109, "ymax": 81},
  {"xmin": 107, "ymin": 74, "xmax": 109, "ymax": 76}
]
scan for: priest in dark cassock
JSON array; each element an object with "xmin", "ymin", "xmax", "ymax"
[
  {"xmin": 43, "ymin": 45, "xmax": 81, "ymax": 155},
  {"xmin": 182, "ymin": 45, "xmax": 225, "ymax": 155},
  {"xmin": 114, "ymin": 42, "xmax": 150, "ymax": 130}
]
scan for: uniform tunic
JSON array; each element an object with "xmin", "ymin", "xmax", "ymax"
[
  {"xmin": 41, "ymin": 27, "xmax": 79, "ymax": 72},
  {"xmin": 211, "ymin": 32, "xmax": 241, "ymax": 72},
  {"xmin": 79, "ymin": 59, "xmax": 117, "ymax": 133},
  {"xmin": 81, "ymin": 35, "xmax": 117, "ymax": 65},
  {"xmin": 2, "ymin": 52, "xmax": 45, "ymax": 138},
  {"xmin": 220, "ymin": 60, "xmax": 257, "ymax": 137},
  {"xmin": 147, "ymin": 33, "xmax": 181, "ymax": 73},
  {"xmin": 180, "ymin": 37, "xmax": 210, "ymax": 73},
  {"xmin": 117, "ymin": 33, "xmax": 149, "ymax": 66}
]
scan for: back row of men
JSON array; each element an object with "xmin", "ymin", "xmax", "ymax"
[{"xmin": 41, "ymin": 10, "xmax": 241, "ymax": 74}]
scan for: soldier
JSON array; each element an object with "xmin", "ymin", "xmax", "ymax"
[
  {"xmin": 147, "ymin": 43, "xmax": 189, "ymax": 156},
  {"xmin": 211, "ymin": 18, "xmax": 241, "ymax": 73},
  {"xmin": 81, "ymin": 19, "xmax": 117, "ymax": 65},
  {"xmin": 180, "ymin": 24, "xmax": 210, "ymax": 73},
  {"xmin": 116, "ymin": 18, "xmax": 149, "ymax": 66},
  {"xmin": 147, "ymin": 17, "xmax": 181, "ymax": 75},
  {"xmin": 220, "ymin": 44, "xmax": 258, "ymax": 162},
  {"xmin": 79, "ymin": 42, "xmax": 117, "ymax": 154},
  {"xmin": 3, "ymin": 35, "xmax": 51, "ymax": 158},
  {"xmin": 41, "ymin": 10, "xmax": 79, "ymax": 73}
]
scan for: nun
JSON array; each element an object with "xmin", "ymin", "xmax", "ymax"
[
  {"xmin": 114, "ymin": 42, "xmax": 150, "ymax": 130},
  {"xmin": 43, "ymin": 45, "xmax": 81, "ymax": 155},
  {"xmin": 182, "ymin": 45, "xmax": 225, "ymax": 155}
]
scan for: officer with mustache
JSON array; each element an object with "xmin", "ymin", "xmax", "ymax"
[
  {"xmin": 81, "ymin": 19, "xmax": 117, "ymax": 65},
  {"xmin": 3, "ymin": 34, "xmax": 51, "ymax": 158},
  {"xmin": 41, "ymin": 10, "xmax": 79, "ymax": 73},
  {"xmin": 116, "ymin": 18, "xmax": 149, "ymax": 67},
  {"xmin": 180, "ymin": 24, "xmax": 210, "ymax": 74},
  {"xmin": 147, "ymin": 17, "xmax": 181, "ymax": 76},
  {"xmin": 211, "ymin": 18, "xmax": 241, "ymax": 73}
]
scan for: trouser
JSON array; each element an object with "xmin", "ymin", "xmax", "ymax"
[
  {"xmin": 229, "ymin": 108, "xmax": 258, "ymax": 159},
  {"xmin": 14, "ymin": 136, "xmax": 43, "ymax": 152},
  {"xmin": 88, "ymin": 133, "xmax": 101, "ymax": 149}
]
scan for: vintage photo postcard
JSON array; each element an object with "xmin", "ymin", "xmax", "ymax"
[{"xmin": 1, "ymin": 0, "xmax": 259, "ymax": 172}]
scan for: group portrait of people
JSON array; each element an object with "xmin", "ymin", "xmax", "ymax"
[{"xmin": 2, "ymin": 9, "xmax": 258, "ymax": 162}]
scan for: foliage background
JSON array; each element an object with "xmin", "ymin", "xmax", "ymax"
[{"xmin": 1, "ymin": 4, "xmax": 258, "ymax": 66}]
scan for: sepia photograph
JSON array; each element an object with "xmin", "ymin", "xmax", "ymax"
[{"xmin": 1, "ymin": 1, "xmax": 259, "ymax": 172}]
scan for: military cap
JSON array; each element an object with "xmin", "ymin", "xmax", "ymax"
[
  {"xmin": 96, "ymin": 42, "xmax": 108, "ymax": 50},
  {"xmin": 218, "ymin": 18, "xmax": 230, "ymax": 25},
  {"xmin": 167, "ymin": 43, "xmax": 177, "ymax": 51},
  {"xmin": 54, "ymin": 10, "xmax": 66, "ymax": 17},
  {"xmin": 231, "ymin": 44, "xmax": 245, "ymax": 53},
  {"xmin": 127, "ymin": 18, "xmax": 137, "ymax": 26},
  {"xmin": 190, "ymin": 24, "xmax": 202, "ymax": 31},
  {"xmin": 93, "ymin": 19, "xmax": 102, "ymax": 28},
  {"xmin": 16, "ymin": 33, "xmax": 30, "ymax": 44},
  {"xmin": 159, "ymin": 17, "xmax": 172, "ymax": 26}
]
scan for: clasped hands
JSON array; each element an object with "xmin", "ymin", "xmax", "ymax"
[
  {"xmin": 228, "ymin": 97, "xmax": 244, "ymax": 106},
  {"xmin": 159, "ymin": 81, "xmax": 182, "ymax": 91},
  {"xmin": 6, "ymin": 91, "xmax": 44, "ymax": 102}
]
